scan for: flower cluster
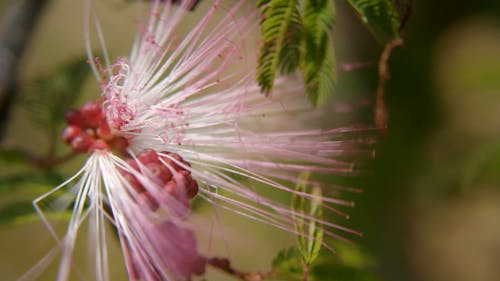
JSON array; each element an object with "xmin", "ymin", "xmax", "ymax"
[
  {"xmin": 21, "ymin": 1, "xmax": 373, "ymax": 280},
  {"xmin": 62, "ymin": 100, "xmax": 129, "ymax": 153}
]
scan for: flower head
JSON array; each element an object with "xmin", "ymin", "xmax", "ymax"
[{"xmin": 22, "ymin": 0, "xmax": 374, "ymax": 280}]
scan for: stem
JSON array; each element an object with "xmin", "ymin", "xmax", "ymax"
[
  {"xmin": 374, "ymin": 38, "xmax": 404, "ymax": 131},
  {"xmin": 36, "ymin": 151, "xmax": 78, "ymax": 169},
  {"xmin": 2, "ymin": 146, "xmax": 78, "ymax": 170},
  {"xmin": 302, "ymin": 261, "xmax": 309, "ymax": 281},
  {"xmin": 207, "ymin": 257, "xmax": 269, "ymax": 281},
  {"xmin": 0, "ymin": 0, "xmax": 49, "ymax": 142}
]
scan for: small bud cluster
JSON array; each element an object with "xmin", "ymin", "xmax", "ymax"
[
  {"xmin": 62, "ymin": 101, "xmax": 129, "ymax": 153},
  {"xmin": 122, "ymin": 149, "xmax": 199, "ymax": 211}
]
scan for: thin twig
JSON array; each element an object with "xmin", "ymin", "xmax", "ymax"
[
  {"xmin": 33, "ymin": 151, "xmax": 78, "ymax": 169},
  {"xmin": 374, "ymin": 0, "xmax": 413, "ymax": 131},
  {"xmin": 1, "ymin": 146, "xmax": 77, "ymax": 170},
  {"xmin": 207, "ymin": 257, "xmax": 270, "ymax": 281},
  {"xmin": 374, "ymin": 38, "xmax": 404, "ymax": 131},
  {"xmin": 0, "ymin": 0, "xmax": 49, "ymax": 142}
]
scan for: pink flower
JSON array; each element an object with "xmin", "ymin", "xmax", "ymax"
[
  {"xmin": 122, "ymin": 221, "xmax": 206, "ymax": 281},
  {"xmin": 21, "ymin": 1, "xmax": 373, "ymax": 280}
]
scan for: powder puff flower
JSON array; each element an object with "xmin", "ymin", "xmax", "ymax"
[{"xmin": 20, "ymin": 0, "xmax": 374, "ymax": 280}]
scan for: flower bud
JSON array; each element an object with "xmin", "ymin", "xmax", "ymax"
[
  {"xmin": 81, "ymin": 101, "xmax": 103, "ymax": 127},
  {"xmin": 62, "ymin": 125, "xmax": 84, "ymax": 144},
  {"xmin": 71, "ymin": 134, "xmax": 94, "ymax": 153},
  {"xmin": 64, "ymin": 109, "xmax": 86, "ymax": 127}
]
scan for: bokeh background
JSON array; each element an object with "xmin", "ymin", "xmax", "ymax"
[{"xmin": 1, "ymin": 0, "xmax": 500, "ymax": 280}]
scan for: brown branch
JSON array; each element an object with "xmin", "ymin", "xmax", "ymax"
[
  {"xmin": 207, "ymin": 257, "xmax": 270, "ymax": 281},
  {"xmin": 0, "ymin": 0, "xmax": 49, "ymax": 142},
  {"xmin": 1, "ymin": 146, "xmax": 77, "ymax": 170},
  {"xmin": 33, "ymin": 151, "xmax": 79, "ymax": 169},
  {"xmin": 374, "ymin": 38, "xmax": 404, "ymax": 132}
]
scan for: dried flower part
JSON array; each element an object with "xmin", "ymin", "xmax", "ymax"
[
  {"xmin": 62, "ymin": 100, "xmax": 129, "ymax": 153},
  {"xmin": 121, "ymin": 149, "xmax": 199, "ymax": 211}
]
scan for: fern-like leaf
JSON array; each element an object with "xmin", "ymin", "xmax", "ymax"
[
  {"xmin": 300, "ymin": 0, "xmax": 336, "ymax": 106},
  {"xmin": 345, "ymin": 0, "xmax": 400, "ymax": 43},
  {"xmin": 21, "ymin": 58, "xmax": 90, "ymax": 130},
  {"xmin": 257, "ymin": 0, "xmax": 302, "ymax": 94}
]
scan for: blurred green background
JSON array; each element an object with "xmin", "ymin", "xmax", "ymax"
[{"xmin": 1, "ymin": 0, "xmax": 500, "ymax": 281}]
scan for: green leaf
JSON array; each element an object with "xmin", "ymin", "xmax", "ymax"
[
  {"xmin": 0, "ymin": 201, "xmax": 34, "ymax": 225},
  {"xmin": 0, "ymin": 172, "xmax": 62, "ymax": 194},
  {"xmin": 334, "ymin": 243, "xmax": 377, "ymax": 269},
  {"xmin": 0, "ymin": 172, "xmax": 71, "ymax": 226},
  {"xmin": 0, "ymin": 200, "xmax": 72, "ymax": 226},
  {"xmin": 257, "ymin": 0, "xmax": 302, "ymax": 93},
  {"xmin": 0, "ymin": 148, "xmax": 30, "ymax": 164},
  {"xmin": 293, "ymin": 172, "xmax": 324, "ymax": 265},
  {"xmin": 267, "ymin": 247, "xmax": 303, "ymax": 281},
  {"xmin": 21, "ymin": 57, "xmax": 90, "ymax": 130},
  {"xmin": 267, "ymin": 246, "xmax": 382, "ymax": 281},
  {"xmin": 344, "ymin": 0, "xmax": 401, "ymax": 43},
  {"xmin": 300, "ymin": 0, "xmax": 336, "ymax": 106},
  {"xmin": 302, "ymin": 0, "xmax": 335, "ymax": 46}
]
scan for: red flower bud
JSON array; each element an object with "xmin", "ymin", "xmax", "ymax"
[
  {"xmin": 71, "ymin": 134, "xmax": 94, "ymax": 153},
  {"xmin": 137, "ymin": 149, "xmax": 159, "ymax": 164},
  {"xmin": 64, "ymin": 109, "xmax": 86, "ymax": 127},
  {"xmin": 62, "ymin": 125, "xmax": 83, "ymax": 144},
  {"xmin": 81, "ymin": 101, "xmax": 103, "ymax": 127}
]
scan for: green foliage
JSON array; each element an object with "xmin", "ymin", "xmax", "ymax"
[
  {"xmin": 257, "ymin": 0, "xmax": 302, "ymax": 93},
  {"xmin": 267, "ymin": 247, "xmax": 303, "ymax": 281},
  {"xmin": 21, "ymin": 58, "xmax": 90, "ymax": 131},
  {"xmin": 256, "ymin": 0, "xmax": 401, "ymax": 105},
  {"xmin": 300, "ymin": 0, "xmax": 336, "ymax": 106},
  {"xmin": 267, "ymin": 246, "xmax": 382, "ymax": 281},
  {"xmin": 269, "ymin": 172, "xmax": 382, "ymax": 281},
  {"xmin": 0, "ymin": 58, "xmax": 89, "ymax": 230},
  {"xmin": 332, "ymin": 242, "xmax": 378, "ymax": 269},
  {"xmin": 309, "ymin": 247, "xmax": 382, "ymax": 281},
  {"xmin": 0, "ymin": 201, "xmax": 34, "ymax": 225},
  {"xmin": 0, "ymin": 172, "xmax": 62, "ymax": 194},
  {"xmin": 293, "ymin": 172, "xmax": 324, "ymax": 265},
  {"xmin": 0, "ymin": 148, "xmax": 30, "ymax": 165},
  {"xmin": 0, "ymin": 171, "xmax": 63, "ymax": 226},
  {"xmin": 256, "ymin": 0, "xmax": 334, "ymax": 106},
  {"xmin": 267, "ymin": 173, "xmax": 325, "ymax": 281},
  {"xmin": 0, "ymin": 201, "xmax": 72, "ymax": 226},
  {"xmin": 344, "ymin": 0, "xmax": 400, "ymax": 43}
]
